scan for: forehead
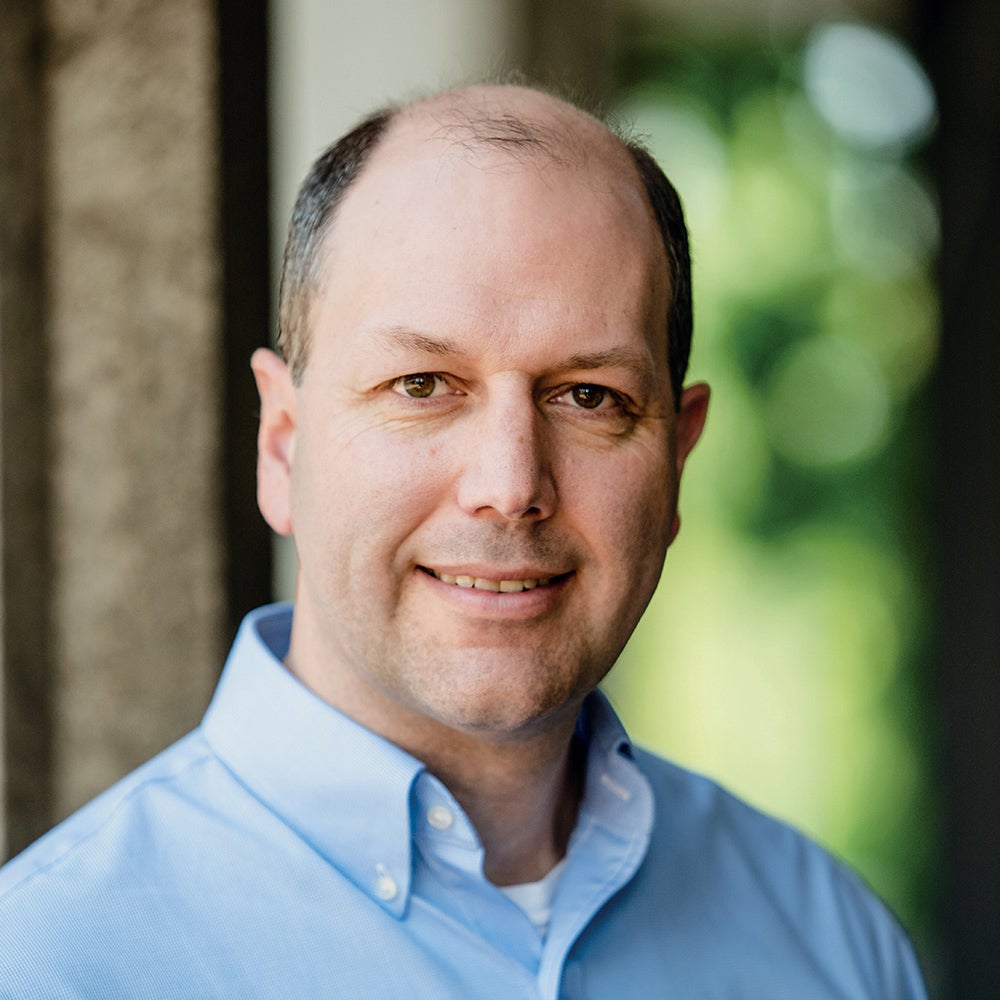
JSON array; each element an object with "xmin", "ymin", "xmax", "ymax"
[
  {"xmin": 307, "ymin": 93, "xmax": 669, "ymax": 373},
  {"xmin": 365, "ymin": 89, "xmax": 651, "ymax": 219}
]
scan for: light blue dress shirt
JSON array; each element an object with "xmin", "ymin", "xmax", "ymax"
[{"xmin": 0, "ymin": 604, "xmax": 927, "ymax": 998}]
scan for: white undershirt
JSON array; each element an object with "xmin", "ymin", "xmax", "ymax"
[{"xmin": 497, "ymin": 858, "xmax": 567, "ymax": 938}]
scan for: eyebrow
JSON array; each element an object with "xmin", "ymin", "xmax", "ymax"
[
  {"xmin": 565, "ymin": 347, "xmax": 654, "ymax": 378},
  {"xmin": 563, "ymin": 347, "xmax": 660, "ymax": 399},
  {"xmin": 372, "ymin": 325, "xmax": 464, "ymax": 357}
]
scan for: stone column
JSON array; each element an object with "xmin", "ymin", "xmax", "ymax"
[
  {"xmin": 0, "ymin": 0, "xmax": 228, "ymax": 858},
  {"xmin": 46, "ymin": 0, "xmax": 225, "ymax": 823},
  {"xmin": 0, "ymin": 0, "xmax": 54, "ymax": 859}
]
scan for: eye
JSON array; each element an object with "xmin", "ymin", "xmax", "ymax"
[
  {"xmin": 562, "ymin": 383, "xmax": 616, "ymax": 410},
  {"xmin": 391, "ymin": 373, "xmax": 449, "ymax": 399}
]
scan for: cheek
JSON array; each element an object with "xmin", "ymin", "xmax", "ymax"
[
  {"xmin": 569, "ymin": 449, "xmax": 675, "ymax": 581},
  {"xmin": 290, "ymin": 424, "xmax": 452, "ymax": 557},
  {"xmin": 560, "ymin": 440, "xmax": 677, "ymax": 524},
  {"xmin": 353, "ymin": 435, "xmax": 454, "ymax": 527}
]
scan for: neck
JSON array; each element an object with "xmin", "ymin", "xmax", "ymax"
[
  {"xmin": 421, "ymin": 722, "xmax": 587, "ymax": 886},
  {"xmin": 284, "ymin": 603, "xmax": 589, "ymax": 886}
]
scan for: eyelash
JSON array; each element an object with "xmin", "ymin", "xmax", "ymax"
[
  {"xmin": 389, "ymin": 373, "xmax": 453, "ymax": 399},
  {"xmin": 552, "ymin": 384, "xmax": 627, "ymax": 413},
  {"xmin": 389, "ymin": 373, "xmax": 633, "ymax": 415}
]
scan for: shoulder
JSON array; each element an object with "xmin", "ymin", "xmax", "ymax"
[
  {"xmin": 0, "ymin": 730, "xmax": 213, "ymax": 899},
  {"xmin": 632, "ymin": 744, "xmax": 826, "ymax": 861},
  {"xmin": 624, "ymin": 746, "xmax": 927, "ymax": 996},
  {"xmin": 632, "ymin": 744, "xmax": 866, "ymax": 894},
  {"xmin": 0, "ymin": 730, "xmax": 228, "ymax": 996}
]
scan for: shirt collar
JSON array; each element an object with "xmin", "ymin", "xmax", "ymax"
[
  {"xmin": 201, "ymin": 604, "xmax": 422, "ymax": 918},
  {"xmin": 200, "ymin": 604, "xmax": 650, "ymax": 919}
]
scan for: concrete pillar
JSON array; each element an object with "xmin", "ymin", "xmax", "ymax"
[
  {"xmin": 46, "ymin": 0, "xmax": 225, "ymax": 824},
  {"xmin": 0, "ymin": 0, "xmax": 53, "ymax": 859},
  {"xmin": 0, "ymin": 0, "xmax": 227, "ymax": 857}
]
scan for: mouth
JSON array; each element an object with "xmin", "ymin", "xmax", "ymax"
[{"xmin": 420, "ymin": 566, "xmax": 568, "ymax": 594}]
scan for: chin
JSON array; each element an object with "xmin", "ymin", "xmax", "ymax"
[{"xmin": 414, "ymin": 658, "xmax": 590, "ymax": 739}]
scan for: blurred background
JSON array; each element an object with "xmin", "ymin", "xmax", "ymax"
[{"xmin": 1, "ymin": 1, "xmax": 996, "ymax": 996}]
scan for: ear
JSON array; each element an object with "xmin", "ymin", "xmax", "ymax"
[
  {"xmin": 675, "ymin": 381, "xmax": 710, "ymax": 476},
  {"xmin": 251, "ymin": 348, "xmax": 296, "ymax": 536},
  {"xmin": 668, "ymin": 381, "xmax": 710, "ymax": 545}
]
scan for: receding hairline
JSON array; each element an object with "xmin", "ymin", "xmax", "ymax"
[
  {"xmin": 374, "ymin": 83, "xmax": 639, "ymax": 180},
  {"xmin": 297, "ymin": 83, "xmax": 661, "ymax": 341},
  {"xmin": 305, "ymin": 84, "xmax": 661, "ymax": 321},
  {"xmin": 278, "ymin": 81, "xmax": 693, "ymax": 405}
]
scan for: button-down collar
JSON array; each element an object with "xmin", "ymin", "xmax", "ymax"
[
  {"xmin": 200, "ymin": 604, "xmax": 653, "ymax": 940},
  {"xmin": 201, "ymin": 604, "xmax": 423, "ymax": 918}
]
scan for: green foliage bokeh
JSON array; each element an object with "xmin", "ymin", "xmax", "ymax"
[{"xmin": 605, "ymin": 25, "xmax": 940, "ymax": 954}]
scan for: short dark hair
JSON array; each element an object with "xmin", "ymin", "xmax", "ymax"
[
  {"xmin": 277, "ymin": 107, "xmax": 395, "ymax": 379},
  {"xmin": 276, "ymin": 91, "xmax": 693, "ymax": 406},
  {"xmin": 624, "ymin": 140, "xmax": 692, "ymax": 407}
]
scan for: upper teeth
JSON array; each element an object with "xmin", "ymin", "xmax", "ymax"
[{"xmin": 434, "ymin": 572, "xmax": 550, "ymax": 593}]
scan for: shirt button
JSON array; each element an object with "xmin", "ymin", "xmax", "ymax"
[
  {"xmin": 427, "ymin": 805, "xmax": 454, "ymax": 830},
  {"xmin": 374, "ymin": 865, "xmax": 398, "ymax": 901}
]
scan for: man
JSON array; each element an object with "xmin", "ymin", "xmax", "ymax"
[{"xmin": 0, "ymin": 84, "xmax": 926, "ymax": 997}]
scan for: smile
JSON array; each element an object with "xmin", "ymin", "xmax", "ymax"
[{"xmin": 423, "ymin": 568, "xmax": 557, "ymax": 593}]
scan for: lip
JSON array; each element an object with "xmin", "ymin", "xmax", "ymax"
[
  {"xmin": 416, "ymin": 565, "xmax": 572, "ymax": 618},
  {"xmin": 420, "ymin": 563, "xmax": 569, "ymax": 582}
]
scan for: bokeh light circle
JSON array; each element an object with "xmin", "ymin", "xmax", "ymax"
[
  {"xmin": 765, "ymin": 335, "xmax": 890, "ymax": 467},
  {"xmin": 804, "ymin": 22, "xmax": 936, "ymax": 151}
]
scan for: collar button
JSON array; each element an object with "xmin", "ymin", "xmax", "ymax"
[
  {"xmin": 427, "ymin": 805, "xmax": 454, "ymax": 830},
  {"xmin": 374, "ymin": 866, "xmax": 399, "ymax": 901}
]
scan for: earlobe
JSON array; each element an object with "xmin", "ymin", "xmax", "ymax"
[{"xmin": 250, "ymin": 347, "xmax": 297, "ymax": 536}]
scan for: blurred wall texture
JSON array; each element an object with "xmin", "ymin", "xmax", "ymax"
[{"xmin": 0, "ymin": 0, "xmax": 228, "ymax": 855}]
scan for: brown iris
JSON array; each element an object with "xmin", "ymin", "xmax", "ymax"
[
  {"xmin": 402, "ymin": 373, "xmax": 437, "ymax": 398},
  {"xmin": 571, "ymin": 384, "xmax": 607, "ymax": 409}
]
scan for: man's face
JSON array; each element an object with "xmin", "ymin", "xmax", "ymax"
[{"xmin": 256, "ymin": 111, "xmax": 707, "ymax": 744}]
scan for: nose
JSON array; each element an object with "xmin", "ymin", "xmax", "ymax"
[{"xmin": 455, "ymin": 390, "xmax": 556, "ymax": 522}]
